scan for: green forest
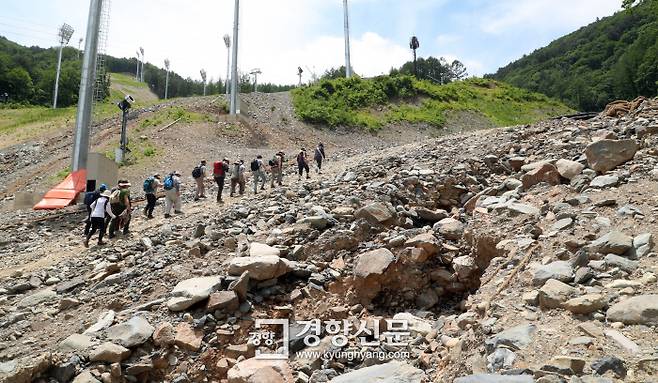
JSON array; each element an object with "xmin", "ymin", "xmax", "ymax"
[
  {"xmin": 0, "ymin": 36, "xmax": 294, "ymax": 108},
  {"xmin": 493, "ymin": 0, "xmax": 658, "ymax": 111}
]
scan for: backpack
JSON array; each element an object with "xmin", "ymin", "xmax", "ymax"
[
  {"xmin": 163, "ymin": 175, "xmax": 175, "ymax": 190},
  {"xmin": 297, "ymin": 152, "xmax": 305, "ymax": 164},
  {"xmin": 268, "ymin": 159, "xmax": 275, "ymax": 167},
  {"xmin": 192, "ymin": 166, "xmax": 203, "ymax": 179},
  {"xmin": 213, "ymin": 161, "xmax": 225, "ymax": 177},
  {"xmin": 109, "ymin": 189, "xmax": 121, "ymax": 205},
  {"xmin": 231, "ymin": 163, "xmax": 241, "ymax": 180},
  {"xmin": 84, "ymin": 191, "xmax": 99, "ymax": 207},
  {"xmin": 250, "ymin": 159, "xmax": 260, "ymax": 172},
  {"xmin": 143, "ymin": 177, "xmax": 155, "ymax": 193}
]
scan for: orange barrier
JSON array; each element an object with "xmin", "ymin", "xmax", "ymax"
[{"xmin": 33, "ymin": 169, "xmax": 87, "ymax": 210}]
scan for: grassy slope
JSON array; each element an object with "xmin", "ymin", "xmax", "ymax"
[
  {"xmin": 0, "ymin": 73, "xmax": 159, "ymax": 146},
  {"xmin": 291, "ymin": 76, "xmax": 573, "ymax": 131}
]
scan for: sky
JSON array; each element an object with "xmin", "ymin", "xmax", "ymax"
[{"xmin": 1, "ymin": 0, "xmax": 623, "ymax": 85}]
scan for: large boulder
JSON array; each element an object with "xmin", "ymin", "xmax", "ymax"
[
  {"xmin": 404, "ymin": 233, "xmax": 441, "ymax": 257},
  {"xmin": 228, "ymin": 256, "xmax": 292, "ymax": 281},
  {"xmin": 89, "ymin": 342, "xmax": 131, "ymax": 363},
  {"xmin": 17, "ymin": 289, "xmax": 58, "ymax": 308},
  {"xmin": 329, "ymin": 360, "xmax": 425, "ymax": 383},
  {"xmin": 585, "ymin": 139, "xmax": 638, "ymax": 172},
  {"xmin": 555, "ymin": 159, "xmax": 585, "ymax": 180},
  {"xmin": 166, "ymin": 276, "xmax": 223, "ymax": 311},
  {"xmin": 436, "ymin": 218, "xmax": 465, "ymax": 240},
  {"xmin": 485, "ymin": 324, "xmax": 537, "ymax": 353},
  {"xmin": 532, "ymin": 261, "xmax": 574, "ymax": 286},
  {"xmin": 106, "ymin": 316, "xmax": 154, "ymax": 348},
  {"xmin": 227, "ymin": 358, "xmax": 294, "ymax": 383},
  {"xmin": 589, "ymin": 231, "xmax": 633, "ymax": 255},
  {"xmin": 354, "ymin": 202, "xmax": 396, "ymax": 226},
  {"xmin": 353, "ymin": 248, "xmax": 395, "ymax": 279},
  {"xmin": 539, "ymin": 279, "xmax": 577, "ymax": 309},
  {"xmin": 607, "ymin": 295, "xmax": 658, "ymax": 325},
  {"xmin": 521, "ymin": 163, "xmax": 561, "ymax": 190},
  {"xmin": 249, "ymin": 242, "xmax": 281, "ymax": 257},
  {"xmin": 563, "ymin": 294, "xmax": 607, "ymax": 315}
]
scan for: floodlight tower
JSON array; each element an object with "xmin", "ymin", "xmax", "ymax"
[
  {"xmin": 164, "ymin": 59, "xmax": 171, "ymax": 100},
  {"xmin": 297, "ymin": 67, "xmax": 303, "ymax": 87},
  {"xmin": 53, "ymin": 23, "xmax": 75, "ymax": 109},
  {"xmin": 250, "ymin": 68, "xmax": 262, "ymax": 93},
  {"xmin": 139, "ymin": 47, "xmax": 145, "ymax": 82},
  {"xmin": 230, "ymin": 0, "xmax": 240, "ymax": 115},
  {"xmin": 223, "ymin": 34, "xmax": 231, "ymax": 99},
  {"xmin": 77, "ymin": 37, "xmax": 83, "ymax": 59},
  {"xmin": 343, "ymin": 0, "xmax": 352, "ymax": 78},
  {"xmin": 410, "ymin": 36, "xmax": 420, "ymax": 78},
  {"xmin": 200, "ymin": 69, "xmax": 207, "ymax": 96},
  {"xmin": 72, "ymin": 0, "xmax": 104, "ymax": 172}
]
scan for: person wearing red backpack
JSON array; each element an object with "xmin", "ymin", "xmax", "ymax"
[{"xmin": 213, "ymin": 158, "xmax": 230, "ymax": 203}]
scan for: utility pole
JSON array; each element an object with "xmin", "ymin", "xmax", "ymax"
[
  {"xmin": 164, "ymin": 59, "xmax": 170, "ymax": 100},
  {"xmin": 200, "ymin": 69, "xmax": 207, "ymax": 96},
  {"xmin": 410, "ymin": 36, "xmax": 420, "ymax": 78},
  {"xmin": 72, "ymin": 0, "xmax": 103, "ymax": 172},
  {"xmin": 250, "ymin": 68, "xmax": 261, "ymax": 93},
  {"xmin": 297, "ymin": 67, "xmax": 303, "ymax": 87},
  {"xmin": 223, "ymin": 34, "xmax": 231, "ymax": 99},
  {"xmin": 77, "ymin": 37, "xmax": 83, "ymax": 59},
  {"xmin": 343, "ymin": 0, "xmax": 352, "ymax": 78},
  {"xmin": 53, "ymin": 23, "xmax": 74, "ymax": 109},
  {"xmin": 139, "ymin": 47, "xmax": 145, "ymax": 82},
  {"xmin": 230, "ymin": 0, "xmax": 240, "ymax": 115}
]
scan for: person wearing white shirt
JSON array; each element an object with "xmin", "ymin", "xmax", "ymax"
[{"xmin": 84, "ymin": 190, "xmax": 116, "ymax": 247}]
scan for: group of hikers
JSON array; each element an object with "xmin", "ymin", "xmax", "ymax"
[{"xmin": 81, "ymin": 144, "xmax": 327, "ymax": 247}]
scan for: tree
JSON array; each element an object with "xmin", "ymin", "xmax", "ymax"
[{"xmin": 449, "ymin": 60, "xmax": 468, "ymax": 80}]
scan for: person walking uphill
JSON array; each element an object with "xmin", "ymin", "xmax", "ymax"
[
  {"xmin": 251, "ymin": 155, "xmax": 267, "ymax": 194},
  {"xmin": 193, "ymin": 160, "xmax": 207, "ymax": 201},
  {"xmin": 83, "ymin": 183, "xmax": 107, "ymax": 236},
  {"xmin": 314, "ymin": 143, "xmax": 326, "ymax": 174},
  {"xmin": 213, "ymin": 158, "xmax": 230, "ymax": 203},
  {"xmin": 143, "ymin": 174, "xmax": 161, "ymax": 219},
  {"xmin": 163, "ymin": 171, "xmax": 183, "ymax": 218},
  {"xmin": 270, "ymin": 151, "xmax": 284, "ymax": 188},
  {"xmin": 108, "ymin": 180, "xmax": 131, "ymax": 239},
  {"xmin": 230, "ymin": 160, "xmax": 246, "ymax": 197},
  {"xmin": 84, "ymin": 190, "xmax": 115, "ymax": 247},
  {"xmin": 297, "ymin": 148, "xmax": 310, "ymax": 180}
]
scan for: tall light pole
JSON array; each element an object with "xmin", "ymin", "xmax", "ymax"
[
  {"xmin": 200, "ymin": 69, "xmax": 207, "ymax": 96},
  {"xmin": 53, "ymin": 23, "xmax": 75, "ymax": 109},
  {"xmin": 164, "ymin": 59, "xmax": 170, "ymax": 100},
  {"xmin": 410, "ymin": 36, "xmax": 420, "ymax": 78},
  {"xmin": 139, "ymin": 47, "xmax": 145, "ymax": 82},
  {"xmin": 343, "ymin": 0, "xmax": 352, "ymax": 78},
  {"xmin": 223, "ymin": 34, "xmax": 231, "ymax": 99},
  {"xmin": 230, "ymin": 0, "xmax": 240, "ymax": 115},
  {"xmin": 77, "ymin": 37, "xmax": 83, "ymax": 59},
  {"xmin": 72, "ymin": 0, "xmax": 103, "ymax": 172},
  {"xmin": 250, "ymin": 68, "xmax": 261, "ymax": 93},
  {"xmin": 135, "ymin": 50, "xmax": 140, "ymax": 80},
  {"xmin": 297, "ymin": 67, "xmax": 303, "ymax": 87}
]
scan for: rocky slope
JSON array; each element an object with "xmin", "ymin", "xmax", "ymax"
[{"xmin": 1, "ymin": 98, "xmax": 658, "ymax": 383}]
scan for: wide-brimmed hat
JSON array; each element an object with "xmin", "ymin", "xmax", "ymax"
[
  {"xmin": 153, "ymin": 173, "xmax": 161, "ymax": 179},
  {"xmin": 118, "ymin": 180, "xmax": 131, "ymax": 187},
  {"xmin": 100, "ymin": 190, "xmax": 112, "ymax": 198},
  {"xmin": 174, "ymin": 171, "xmax": 181, "ymax": 176}
]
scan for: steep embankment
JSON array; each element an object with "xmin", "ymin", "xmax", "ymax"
[
  {"xmin": 1, "ymin": 96, "xmax": 658, "ymax": 382},
  {"xmin": 493, "ymin": 0, "xmax": 658, "ymax": 111},
  {"xmin": 291, "ymin": 76, "xmax": 572, "ymax": 131}
]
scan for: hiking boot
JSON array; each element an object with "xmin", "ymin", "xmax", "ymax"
[
  {"xmin": 83, "ymin": 239, "xmax": 89, "ymax": 248},
  {"xmin": 98, "ymin": 241, "xmax": 106, "ymax": 246},
  {"xmin": 164, "ymin": 214, "xmax": 171, "ymax": 218},
  {"xmin": 306, "ymin": 175, "xmax": 311, "ymax": 179},
  {"xmin": 147, "ymin": 215, "xmax": 154, "ymax": 219},
  {"xmin": 175, "ymin": 210, "xmax": 184, "ymax": 214},
  {"xmin": 200, "ymin": 195, "xmax": 207, "ymax": 199}
]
